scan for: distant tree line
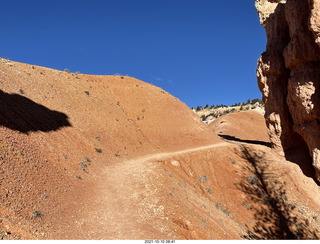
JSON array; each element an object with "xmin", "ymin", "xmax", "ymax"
[{"xmin": 192, "ymin": 98, "xmax": 263, "ymax": 111}]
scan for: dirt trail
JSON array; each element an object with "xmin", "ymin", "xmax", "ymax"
[
  {"xmin": 70, "ymin": 142, "xmax": 231, "ymax": 239},
  {"xmin": 125, "ymin": 142, "xmax": 230, "ymax": 165}
]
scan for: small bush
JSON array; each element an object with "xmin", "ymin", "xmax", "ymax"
[
  {"xmin": 215, "ymin": 203, "xmax": 230, "ymax": 216},
  {"xmin": 247, "ymin": 175, "xmax": 258, "ymax": 185},
  {"xmin": 79, "ymin": 162, "xmax": 87, "ymax": 171},
  {"xmin": 32, "ymin": 211, "xmax": 42, "ymax": 218},
  {"xmin": 199, "ymin": 175, "xmax": 208, "ymax": 183}
]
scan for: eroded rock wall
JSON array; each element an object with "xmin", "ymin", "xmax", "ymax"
[{"xmin": 256, "ymin": 0, "xmax": 320, "ymax": 181}]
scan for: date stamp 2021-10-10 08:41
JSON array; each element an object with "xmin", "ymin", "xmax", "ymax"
[{"xmin": 145, "ymin": 240, "xmax": 175, "ymax": 244}]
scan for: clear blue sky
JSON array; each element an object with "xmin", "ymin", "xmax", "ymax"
[{"xmin": 1, "ymin": 0, "xmax": 266, "ymax": 108}]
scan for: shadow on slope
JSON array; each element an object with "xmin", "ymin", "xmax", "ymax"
[
  {"xmin": 237, "ymin": 145, "xmax": 319, "ymax": 240},
  {"xmin": 0, "ymin": 90, "xmax": 71, "ymax": 134},
  {"xmin": 219, "ymin": 134, "xmax": 271, "ymax": 147}
]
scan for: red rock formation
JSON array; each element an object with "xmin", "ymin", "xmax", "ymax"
[{"xmin": 256, "ymin": 0, "xmax": 320, "ymax": 181}]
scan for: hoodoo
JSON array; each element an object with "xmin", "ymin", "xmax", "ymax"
[{"xmin": 255, "ymin": 0, "xmax": 320, "ymax": 181}]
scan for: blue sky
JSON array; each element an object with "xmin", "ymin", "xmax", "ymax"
[{"xmin": 1, "ymin": 0, "xmax": 266, "ymax": 108}]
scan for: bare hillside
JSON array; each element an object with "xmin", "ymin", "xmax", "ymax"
[{"xmin": 0, "ymin": 59, "xmax": 320, "ymax": 240}]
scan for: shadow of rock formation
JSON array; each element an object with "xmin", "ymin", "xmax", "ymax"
[
  {"xmin": 237, "ymin": 145, "xmax": 319, "ymax": 240},
  {"xmin": 218, "ymin": 134, "xmax": 271, "ymax": 147},
  {"xmin": 219, "ymin": 134, "xmax": 316, "ymax": 181},
  {"xmin": 0, "ymin": 90, "xmax": 71, "ymax": 134}
]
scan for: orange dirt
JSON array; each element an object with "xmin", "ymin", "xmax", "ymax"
[
  {"xmin": 209, "ymin": 110, "xmax": 269, "ymax": 144},
  {"xmin": 0, "ymin": 59, "xmax": 320, "ymax": 240}
]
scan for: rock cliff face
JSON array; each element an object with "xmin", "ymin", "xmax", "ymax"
[{"xmin": 255, "ymin": 0, "xmax": 320, "ymax": 181}]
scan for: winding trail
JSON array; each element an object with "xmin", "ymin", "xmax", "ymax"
[
  {"xmin": 125, "ymin": 141, "xmax": 230, "ymax": 164},
  {"xmin": 74, "ymin": 141, "xmax": 231, "ymax": 239}
]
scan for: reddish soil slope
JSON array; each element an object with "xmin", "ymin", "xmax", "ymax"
[
  {"xmin": 209, "ymin": 110, "xmax": 269, "ymax": 144},
  {"xmin": 1, "ymin": 59, "xmax": 320, "ymax": 240},
  {"xmin": 0, "ymin": 58, "xmax": 219, "ymax": 239}
]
